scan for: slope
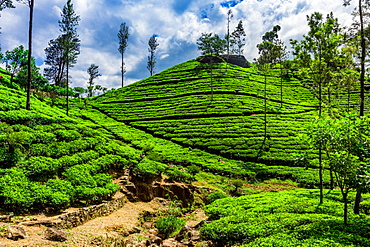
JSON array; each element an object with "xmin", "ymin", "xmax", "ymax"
[
  {"xmin": 93, "ymin": 58, "xmax": 319, "ymax": 163},
  {"xmin": 0, "ymin": 83, "xmax": 143, "ymax": 212}
]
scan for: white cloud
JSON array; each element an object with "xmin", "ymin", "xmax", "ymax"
[{"xmin": 0, "ymin": 0, "xmax": 357, "ymax": 89}]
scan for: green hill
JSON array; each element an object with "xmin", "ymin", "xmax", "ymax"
[
  {"xmin": 1, "ymin": 57, "xmax": 370, "ymax": 246},
  {"xmin": 88, "ymin": 57, "xmax": 339, "ymax": 185},
  {"xmin": 92, "ymin": 58, "xmax": 319, "ymax": 163},
  {"xmin": 0, "ymin": 82, "xmax": 144, "ymax": 212}
]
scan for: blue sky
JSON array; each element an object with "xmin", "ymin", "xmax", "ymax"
[{"xmin": 1, "ymin": 0, "xmax": 355, "ymax": 89}]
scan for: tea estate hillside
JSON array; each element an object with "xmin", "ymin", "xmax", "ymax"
[
  {"xmin": 1, "ymin": 58, "xmax": 370, "ymax": 246},
  {"xmin": 90, "ymin": 57, "xmax": 368, "ymax": 186}
]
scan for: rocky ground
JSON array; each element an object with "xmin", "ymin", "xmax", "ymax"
[{"xmin": 0, "ymin": 198, "xmax": 209, "ymax": 247}]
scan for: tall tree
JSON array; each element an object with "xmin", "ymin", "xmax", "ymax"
[
  {"xmin": 147, "ymin": 34, "xmax": 159, "ymax": 76},
  {"xmin": 343, "ymin": 0, "xmax": 369, "ymax": 117},
  {"xmin": 291, "ymin": 12, "xmax": 344, "ymax": 204},
  {"xmin": 343, "ymin": 1, "xmax": 370, "ymax": 212},
  {"xmin": 16, "ymin": 0, "xmax": 34, "ymax": 110},
  {"xmin": 117, "ymin": 22, "xmax": 129, "ymax": 87},
  {"xmin": 226, "ymin": 9, "xmax": 233, "ymax": 55},
  {"xmin": 58, "ymin": 0, "xmax": 80, "ymax": 116},
  {"xmin": 256, "ymin": 25, "xmax": 282, "ymax": 147},
  {"xmin": 87, "ymin": 63, "xmax": 101, "ymax": 97},
  {"xmin": 231, "ymin": 20, "xmax": 246, "ymax": 56},
  {"xmin": 275, "ymin": 39, "xmax": 289, "ymax": 108}
]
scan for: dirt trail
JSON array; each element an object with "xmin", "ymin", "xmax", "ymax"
[{"xmin": 0, "ymin": 200, "xmax": 161, "ymax": 247}]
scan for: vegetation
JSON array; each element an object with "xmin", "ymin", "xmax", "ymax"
[
  {"xmin": 117, "ymin": 22, "xmax": 129, "ymax": 87},
  {"xmin": 147, "ymin": 34, "xmax": 159, "ymax": 76},
  {"xmin": 2, "ymin": 3, "xmax": 370, "ymax": 246},
  {"xmin": 201, "ymin": 189, "xmax": 370, "ymax": 246}
]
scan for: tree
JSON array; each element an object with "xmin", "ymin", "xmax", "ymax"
[
  {"xmin": 147, "ymin": 34, "xmax": 159, "ymax": 76},
  {"xmin": 0, "ymin": 0, "xmax": 14, "ymax": 10},
  {"xmin": 59, "ymin": 0, "xmax": 80, "ymax": 116},
  {"xmin": 343, "ymin": 0, "xmax": 369, "ymax": 117},
  {"xmin": 197, "ymin": 33, "xmax": 226, "ymax": 56},
  {"xmin": 275, "ymin": 39, "xmax": 289, "ymax": 108},
  {"xmin": 117, "ymin": 22, "xmax": 129, "ymax": 87},
  {"xmin": 4, "ymin": 45, "xmax": 28, "ymax": 85},
  {"xmin": 0, "ymin": 0, "xmax": 15, "ymax": 58},
  {"xmin": 44, "ymin": 36, "xmax": 66, "ymax": 86},
  {"xmin": 255, "ymin": 25, "xmax": 282, "ymax": 148},
  {"xmin": 307, "ymin": 115, "xmax": 370, "ymax": 224},
  {"xmin": 87, "ymin": 64, "xmax": 101, "ymax": 97},
  {"xmin": 291, "ymin": 13, "xmax": 344, "ymax": 203},
  {"xmin": 17, "ymin": 56, "xmax": 48, "ymax": 90},
  {"xmin": 231, "ymin": 20, "xmax": 246, "ymax": 56},
  {"xmin": 225, "ymin": 9, "xmax": 233, "ymax": 55},
  {"xmin": 73, "ymin": 86, "xmax": 85, "ymax": 98},
  {"xmin": 15, "ymin": 0, "xmax": 34, "ymax": 110}
]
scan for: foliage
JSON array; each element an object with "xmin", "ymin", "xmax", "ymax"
[
  {"xmin": 303, "ymin": 114, "xmax": 370, "ymax": 223},
  {"xmin": 197, "ymin": 33, "xmax": 226, "ymax": 56},
  {"xmin": 0, "ymin": 0, "xmax": 15, "ymax": 10},
  {"xmin": 87, "ymin": 64, "xmax": 101, "ymax": 97},
  {"xmin": 118, "ymin": 22, "xmax": 129, "ymax": 87},
  {"xmin": 207, "ymin": 191, "xmax": 228, "ymax": 204},
  {"xmin": 3, "ymin": 45, "xmax": 28, "ymax": 85},
  {"xmin": 147, "ymin": 34, "xmax": 159, "ymax": 76},
  {"xmin": 155, "ymin": 216, "xmax": 185, "ymax": 238},
  {"xmin": 201, "ymin": 189, "xmax": 370, "ymax": 246},
  {"xmin": 231, "ymin": 20, "xmax": 246, "ymax": 56}
]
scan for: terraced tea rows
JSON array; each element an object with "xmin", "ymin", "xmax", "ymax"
[{"xmin": 91, "ymin": 59, "xmax": 320, "ymax": 164}]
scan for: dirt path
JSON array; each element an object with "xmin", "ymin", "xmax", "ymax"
[{"xmin": 0, "ymin": 200, "xmax": 161, "ymax": 247}]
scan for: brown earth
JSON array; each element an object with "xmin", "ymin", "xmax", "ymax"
[{"xmin": 0, "ymin": 200, "xmax": 162, "ymax": 247}]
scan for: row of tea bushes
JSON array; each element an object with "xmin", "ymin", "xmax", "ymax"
[{"xmin": 201, "ymin": 189, "xmax": 370, "ymax": 246}]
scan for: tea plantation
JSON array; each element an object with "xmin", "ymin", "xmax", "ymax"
[{"xmin": 1, "ymin": 58, "xmax": 370, "ymax": 246}]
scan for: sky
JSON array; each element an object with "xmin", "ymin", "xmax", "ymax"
[{"xmin": 0, "ymin": 0, "xmax": 356, "ymax": 90}]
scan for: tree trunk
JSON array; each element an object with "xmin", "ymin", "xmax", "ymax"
[
  {"xmin": 348, "ymin": 86, "xmax": 351, "ymax": 113},
  {"xmin": 66, "ymin": 62, "xmax": 69, "ymax": 116},
  {"xmin": 280, "ymin": 64, "xmax": 283, "ymax": 108},
  {"xmin": 26, "ymin": 0, "xmax": 34, "ymax": 110},
  {"xmin": 319, "ymin": 78, "xmax": 323, "ymax": 204},
  {"xmin": 210, "ymin": 58, "xmax": 214, "ymax": 101},
  {"xmin": 121, "ymin": 53, "xmax": 124, "ymax": 87},
  {"xmin": 343, "ymin": 192, "xmax": 348, "ymax": 225},
  {"xmin": 10, "ymin": 74, "xmax": 13, "ymax": 86},
  {"xmin": 330, "ymin": 169, "xmax": 334, "ymax": 190},
  {"xmin": 354, "ymin": 188, "xmax": 362, "ymax": 214},
  {"xmin": 359, "ymin": 0, "xmax": 366, "ymax": 117},
  {"xmin": 264, "ymin": 73, "xmax": 267, "ymax": 140}
]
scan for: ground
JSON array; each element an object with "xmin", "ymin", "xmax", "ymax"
[{"xmin": 0, "ymin": 200, "xmax": 162, "ymax": 247}]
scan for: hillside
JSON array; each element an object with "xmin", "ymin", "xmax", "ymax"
[
  {"xmin": 89, "ymin": 57, "xmax": 346, "ymax": 186},
  {"xmin": 1, "ymin": 58, "xmax": 370, "ymax": 246}
]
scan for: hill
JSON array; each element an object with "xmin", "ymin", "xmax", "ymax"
[
  {"xmin": 89, "ymin": 57, "xmax": 340, "ymax": 186},
  {"xmin": 2, "ymin": 57, "xmax": 370, "ymax": 246}
]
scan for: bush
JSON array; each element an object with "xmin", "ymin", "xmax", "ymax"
[
  {"xmin": 187, "ymin": 164, "xmax": 201, "ymax": 175},
  {"xmin": 155, "ymin": 216, "xmax": 185, "ymax": 238},
  {"xmin": 207, "ymin": 191, "xmax": 228, "ymax": 204}
]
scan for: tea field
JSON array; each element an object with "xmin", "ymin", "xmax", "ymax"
[{"xmin": 1, "ymin": 57, "xmax": 370, "ymax": 246}]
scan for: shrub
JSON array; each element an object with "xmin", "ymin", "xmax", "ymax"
[
  {"xmin": 155, "ymin": 216, "xmax": 185, "ymax": 238},
  {"xmin": 187, "ymin": 164, "xmax": 201, "ymax": 175},
  {"xmin": 207, "ymin": 191, "xmax": 228, "ymax": 204}
]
